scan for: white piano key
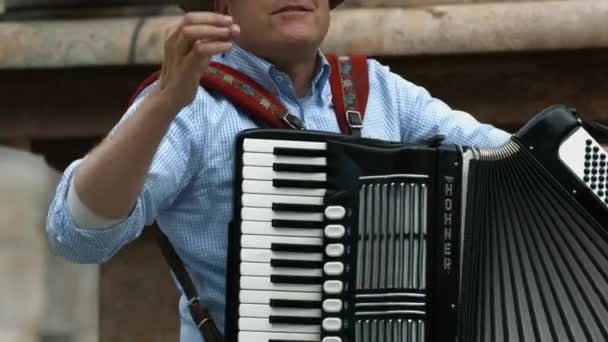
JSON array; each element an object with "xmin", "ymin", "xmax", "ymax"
[
  {"xmin": 239, "ymin": 317, "xmax": 321, "ymax": 334},
  {"xmin": 240, "ymin": 262, "xmax": 322, "ymax": 277},
  {"xmin": 243, "ymin": 138, "xmax": 326, "ymax": 152},
  {"xmin": 242, "ymin": 194, "xmax": 324, "ymax": 208},
  {"xmin": 241, "ymin": 235, "xmax": 323, "ymax": 249},
  {"xmin": 243, "ymin": 166, "xmax": 327, "ymax": 181},
  {"xmin": 239, "ymin": 304, "xmax": 322, "ymax": 318},
  {"xmin": 325, "ymin": 206, "xmax": 346, "ymax": 220},
  {"xmin": 239, "ymin": 290, "xmax": 322, "ymax": 304},
  {"xmin": 241, "ymin": 221, "xmax": 323, "ymax": 238},
  {"xmin": 243, "ymin": 180, "xmax": 326, "ymax": 197},
  {"xmin": 243, "ymin": 152, "xmax": 326, "ymax": 167},
  {"xmin": 240, "ymin": 276, "xmax": 322, "ymax": 292},
  {"xmin": 238, "ymin": 331, "xmax": 320, "ymax": 342},
  {"xmin": 241, "ymin": 249, "xmax": 323, "ymax": 263},
  {"xmin": 242, "ymin": 207, "xmax": 324, "ymax": 222}
]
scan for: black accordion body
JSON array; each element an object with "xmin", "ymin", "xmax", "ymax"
[{"xmin": 224, "ymin": 105, "xmax": 608, "ymax": 342}]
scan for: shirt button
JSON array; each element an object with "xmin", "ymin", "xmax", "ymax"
[{"xmin": 55, "ymin": 235, "xmax": 63, "ymax": 243}]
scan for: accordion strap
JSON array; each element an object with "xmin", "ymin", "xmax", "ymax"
[
  {"xmin": 156, "ymin": 230, "xmax": 223, "ymax": 342},
  {"xmin": 130, "ymin": 56, "xmax": 369, "ymax": 134},
  {"xmin": 327, "ymin": 53, "xmax": 369, "ymax": 137}
]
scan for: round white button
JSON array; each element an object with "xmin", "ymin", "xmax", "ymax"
[
  {"xmin": 323, "ymin": 299, "xmax": 343, "ymax": 313},
  {"xmin": 323, "ymin": 318, "xmax": 342, "ymax": 332},
  {"xmin": 325, "ymin": 225, "xmax": 345, "ymax": 239},
  {"xmin": 325, "ymin": 206, "xmax": 346, "ymax": 220},
  {"xmin": 323, "ymin": 280, "xmax": 344, "ymax": 294},
  {"xmin": 322, "ymin": 337, "xmax": 342, "ymax": 342},
  {"xmin": 326, "ymin": 244, "xmax": 345, "ymax": 257},
  {"xmin": 324, "ymin": 262, "xmax": 344, "ymax": 276}
]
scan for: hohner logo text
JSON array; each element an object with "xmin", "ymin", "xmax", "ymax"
[{"xmin": 443, "ymin": 176, "xmax": 454, "ymax": 273}]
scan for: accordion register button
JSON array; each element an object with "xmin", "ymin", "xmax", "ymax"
[
  {"xmin": 322, "ymin": 337, "xmax": 342, "ymax": 342},
  {"xmin": 325, "ymin": 225, "xmax": 346, "ymax": 239},
  {"xmin": 322, "ymin": 318, "xmax": 342, "ymax": 332},
  {"xmin": 326, "ymin": 244, "xmax": 345, "ymax": 257},
  {"xmin": 324, "ymin": 262, "xmax": 344, "ymax": 276},
  {"xmin": 323, "ymin": 280, "xmax": 344, "ymax": 294},
  {"xmin": 325, "ymin": 206, "xmax": 346, "ymax": 220},
  {"xmin": 323, "ymin": 299, "xmax": 343, "ymax": 313}
]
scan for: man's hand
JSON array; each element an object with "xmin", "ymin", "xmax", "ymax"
[{"xmin": 157, "ymin": 12, "xmax": 240, "ymax": 112}]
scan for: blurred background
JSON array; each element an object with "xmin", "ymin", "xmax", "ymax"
[{"xmin": 0, "ymin": 0, "xmax": 607, "ymax": 341}]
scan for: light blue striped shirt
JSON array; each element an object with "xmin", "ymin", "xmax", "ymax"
[{"xmin": 46, "ymin": 43, "xmax": 510, "ymax": 341}]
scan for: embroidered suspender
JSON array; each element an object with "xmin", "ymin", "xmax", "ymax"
[
  {"xmin": 327, "ymin": 53, "xmax": 369, "ymax": 137},
  {"xmin": 203, "ymin": 63, "xmax": 305, "ymax": 130},
  {"xmin": 129, "ymin": 54, "xmax": 368, "ymax": 134}
]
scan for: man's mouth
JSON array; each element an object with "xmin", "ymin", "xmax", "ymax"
[{"xmin": 272, "ymin": 5, "xmax": 312, "ymax": 14}]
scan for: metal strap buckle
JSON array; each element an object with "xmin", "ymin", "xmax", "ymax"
[
  {"xmin": 186, "ymin": 297, "xmax": 200, "ymax": 306},
  {"xmin": 346, "ymin": 110, "xmax": 363, "ymax": 129},
  {"xmin": 282, "ymin": 112, "xmax": 306, "ymax": 130}
]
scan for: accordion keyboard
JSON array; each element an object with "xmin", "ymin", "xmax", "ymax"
[
  {"xmin": 226, "ymin": 132, "xmax": 459, "ymax": 342},
  {"xmin": 237, "ymin": 137, "xmax": 331, "ymax": 342}
]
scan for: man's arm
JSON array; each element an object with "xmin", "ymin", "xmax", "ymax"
[
  {"xmin": 46, "ymin": 87, "xmax": 199, "ymax": 263},
  {"xmin": 45, "ymin": 12, "xmax": 240, "ymax": 263},
  {"xmin": 405, "ymin": 83, "xmax": 511, "ymax": 148},
  {"xmin": 371, "ymin": 59, "xmax": 511, "ymax": 148}
]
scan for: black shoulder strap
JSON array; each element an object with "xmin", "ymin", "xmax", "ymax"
[{"xmin": 156, "ymin": 230, "xmax": 223, "ymax": 342}]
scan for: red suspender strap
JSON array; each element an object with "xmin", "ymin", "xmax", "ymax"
[
  {"xmin": 202, "ymin": 62, "xmax": 304, "ymax": 129},
  {"xmin": 129, "ymin": 55, "xmax": 369, "ymax": 135},
  {"xmin": 327, "ymin": 53, "xmax": 369, "ymax": 136},
  {"xmin": 128, "ymin": 63, "xmax": 304, "ymax": 130}
]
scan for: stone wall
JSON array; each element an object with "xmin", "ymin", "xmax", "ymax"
[{"xmin": 0, "ymin": 146, "xmax": 98, "ymax": 342}]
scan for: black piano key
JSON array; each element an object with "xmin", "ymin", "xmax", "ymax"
[
  {"xmin": 272, "ymin": 203, "xmax": 325, "ymax": 213},
  {"xmin": 273, "ymin": 163, "xmax": 327, "ymax": 173},
  {"xmin": 271, "ymin": 259, "xmax": 323, "ymax": 269},
  {"xmin": 271, "ymin": 243, "xmax": 323, "ymax": 253},
  {"xmin": 269, "ymin": 316, "xmax": 321, "ymax": 325},
  {"xmin": 273, "ymin": 179, "xmax": 328, "ymax": 189},
  {"xmin": 273, "ymin": 147, "xmax": 327, "ymax": 157},
  {"xmin": 270, "ymin": 299, "xmax": 321, "ymax": 309},
  {"xmin": 272, "ymin": 220, "xmax": 324, "ymax": 229},
  {"xmin": 271, "ymin": 275, "xmax": 323, "ymax": 284}
]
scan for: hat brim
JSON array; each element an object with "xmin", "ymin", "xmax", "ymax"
[{"xmin": 179, "ymin": 0, "xmax": 344, "ymax": 12}]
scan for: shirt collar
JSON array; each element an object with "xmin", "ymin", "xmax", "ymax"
[{"xmin": 212, "ymin": 43, "xmax": 331, "ymax": 103}]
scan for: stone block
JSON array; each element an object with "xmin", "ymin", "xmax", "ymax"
[
  {"xmin": 0, "ymin": 146, "xmax": 59, "ymax": 245},
  {"xmin": 0, "ymin": 329, "xmax": 38, "ymax": 342},
  {"xmin": 0, "ymin": 248, "xmax": 45, "ymax": 329}
]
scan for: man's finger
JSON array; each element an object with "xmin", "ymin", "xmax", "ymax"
[
  {"xmin": 182, "ymin": 12, "xmax": 233, "ymax": 27},
  {"xmin": 182, "ymin": 24, "xmax": 236, "ymax": 43},
  {"xmin": 183, "ymin": 40, "xmax": 233, "ymax": 69}
]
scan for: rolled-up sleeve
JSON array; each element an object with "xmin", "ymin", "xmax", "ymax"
[{"xmin": 46, "ymin": 84, "xmax": 200, "ymax": 263}]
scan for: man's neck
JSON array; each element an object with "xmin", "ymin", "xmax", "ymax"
[{"xmin": 272, "ymin": 55, "xmax": 318, "ymax": 98}]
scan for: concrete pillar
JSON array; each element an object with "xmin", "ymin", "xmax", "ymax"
[{"xmin": 0, "ymin": 146, "xmax": 99, "ymax": 342}]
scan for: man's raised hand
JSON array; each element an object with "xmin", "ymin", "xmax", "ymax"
[{"xmin": 158, "ymin": 12, "xmax": 240, "ymax": 111}]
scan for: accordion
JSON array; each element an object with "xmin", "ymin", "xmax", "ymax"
[{"xmin": 224, "ymin": 105, "xmax": 608, "ymax": 342}]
